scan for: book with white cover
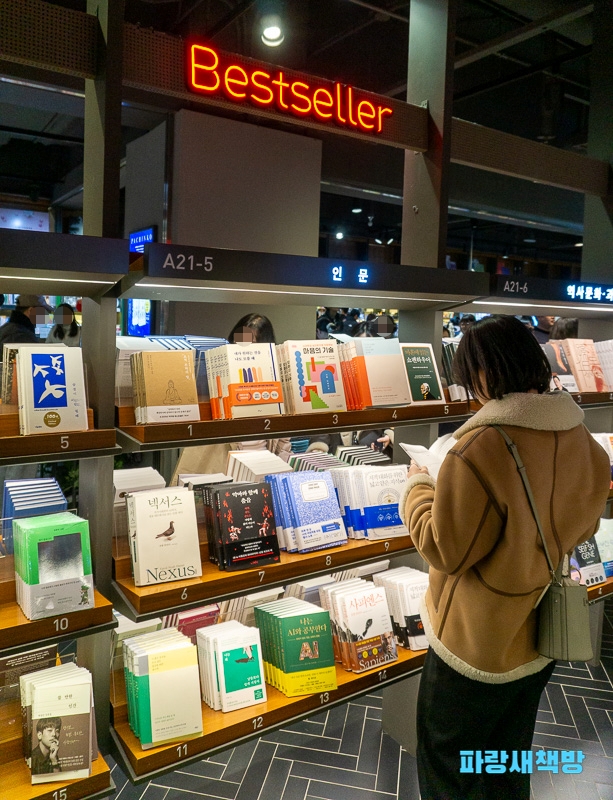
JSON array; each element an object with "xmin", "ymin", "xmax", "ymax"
[
  {"xmin": 215, "ymin": 626, "xmax": 266, "ymax": 712},
  {"xmin": 127, "ymin": 487, "xmax": 202, "ymax": 586},
  {"xmin": 361, "ymin": 465, "xmax": 409, "ymax": 539},
  {"xmin": 339, "ymin": 584, "xmax": 397, "ymax": 673},
  {"xmin": 353, "ymin": 338, "xmax": 411, "ymax": 407},
  {"xmin": 115, "ymin": 337, "xmax": 165, "ymax": 406},
  {"xmin": 399, "ymin": 434, "xmax": 456, "ymax": 481},
  {"xmin": 17, "ymin": 346, "xmax": 87, "ymax": 435}
]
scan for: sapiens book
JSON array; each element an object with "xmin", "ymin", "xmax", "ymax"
[
  {"xmin": 340, "ymin": 584, "xmax": 398, "ymax": 673},
  {"xmin": 400, "ymin": 343, "xmax": 445, "ymax": 404},
  {"xmin": 16, "ymin": 346, "xmax": 88, "ymax": 435},
  {"xmin": 126, "ymin": 487, "xmax": 202, "ymax": 586}
]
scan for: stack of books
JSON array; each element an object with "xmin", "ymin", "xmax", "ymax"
[
  {"xmin": 205, "ymin": 343, "xmax": 284, "ymax": 419},
  {"xmin": 400, "ymin": 343, "xmax": 445, "ymax": 404},
  {"xmin": 267, "ymin": 471, "xmax": 347, "ymax": 553},
  {"xmin": 332, "ymin": 560, "xmax": 390, "ymax": 582},
  {"xmin": 373, "ymin": 567, "xmax": 429, "ymax": 650},
  {"xmin": 441, "ymin": 340, "xmax": 459, "ymax": 387},
  {"xmin": 0, "ymin": 644, "xmax": 57, "ymax": 703},
  {"xmin": 277, "ymin": 340, "xmax": 346, "ymax": 413},
  {"xmin": 16, "ymin": 345, "xmax": 88, "ymax": 435},
  {"xmin": 130, "ymin": 349, "xmax": 200, "ymax": 424},
  {"xmin": 197, "ymin": 621, "xmax": 267, "ymax": 712},
  {"xmin": 254, "ymin": 598, "xmax": 337, "ymax": 696},
  {"xmin": 218, "ymin": 588, "xmax": 283, "ymax": 626},
  {"xmin": 13, "ymin": 511, "xmax": 94, "ymax": 620},
  {"xmin": 284, "ymin": 574, "xmax": 336, "ymax": 604},
  {"xmin": 560, "ymin": 339, "xmax": 609, "ymax": 392},
  {"xmin": 161, "ymin": 603, "xmax": 219, "ymax": 643},
  {"xmin": 334, "ymin": 445, "xmax": 392, "ymax": 466},
  {"xmin": 288, "ymin": 452, "xmax": 348, "ymax": 471},
  {"xmin": 110, "ymin": 611, "xmax": 162, "ymax": 672},
  {"xmin": 21, "ymin": 662, "xmax": 96, "ymax": 783},
  {"xmin": 126, "ymin": 486, "xmax": 202, "ymax": 586},
  {"xmin": 596, "ymin": 518, "xmax": 613, "ymax": 578},
  {"xmin": 541, "ymin": 341, "xmax": 579, "ymax": 392},
  {"xmin": 113, "ymin": 467, "xmax": 166, "ymax": 542},
  {"xmin": 187, "ymin": 474, "xmax": 233, "ymax": 543},
  {"xmin": 122, "ymin": 628, "xmax": 203, "ymax": 749},
  {"xmin": 203, "ymin": 482, "xmax": 280, "ymax": 571},
  {"xmin": 2, "ymin": 477, "xmax": 67, "ymax": 556},
  {"xmin": 595, "ymin": 340, "xmax": 613, "ymax": 390},
  {"xmin": 115, "ymin": 337, "xmax": 165, "ymax": 407},
  {"xmin": 226, "ymin": 450, "xmax": 292, "ymax": 482},
  {"xmin": 329, "ymin": 465, "xmax": 409, "ymax": 540},
  {"xmin": 320, "ymin": 580, "xmax": 397, "ymax": 673},
  {"xmin": 338, "ymin": 337, "xmax": 410, "ymax": 410}
]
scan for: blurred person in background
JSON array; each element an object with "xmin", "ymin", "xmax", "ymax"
[
  {"xmin": 532, "ymin": 315, "xmax": 556, "ymax": 344},
  {"xmin": 549, "ymin": 317, "xmax": 578, "ymax": 340},
  {"xmin": 0, "ymin": 294, "xmax": 52, "ymax": 347},
  {"xmin": 46, "ymin": 302, "xmax": 81, "ymax": 346}
]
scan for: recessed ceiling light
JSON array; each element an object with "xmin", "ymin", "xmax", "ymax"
[
  {"xmin": 375, "ymin": 238, "xmax": 383, "ymax": 245},
  {"xmin": 261, "ymin": 14, "xmax": 284, "ymax": 46},
  {"xmin": 335, "ymin": 231, "xmax": 344, "ymax": 240},
  {"xmin": 575, "ymin": 242, "xmax": 583, "ymax": 247},
  {"xmin": 523, "ymin": 238, "xmax": 536, "ymax": 243},
  {"xmin": 352, "ymin": 208, "xmax": 362, "ymax": 214}
]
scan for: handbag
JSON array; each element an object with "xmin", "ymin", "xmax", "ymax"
[{"xmin": 492, "ymin": 425, "xmax": 593, "ymax": 662}]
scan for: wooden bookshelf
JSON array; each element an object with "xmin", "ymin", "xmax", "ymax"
[
  {"xmin": 3, "ymin": 753, "xmax": 112, "ymax": 800},
  {"xmin": 110, "ymin": 646, "xmax": 425, "ymax": 781},
  {"xmin": 112, "ymin": 535, "xmax": 414, "ymax": 619},
  {"xmin": 0, "ymin": 589, "xmax": 116, "ymax": 656},
  {"xmin": 0, "ymin": 429, "xmax": 117, "ymax": 463},
  {"xmin": 116, "ymin": 400, "xmax": 473, "ymax": 450},
  {"xmin": 588, "ymin": 576, "xmax": 613, "ymax": 602}
]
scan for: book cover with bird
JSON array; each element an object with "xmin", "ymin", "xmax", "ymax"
[
  {"xmin": 16, "ymin": 346, "xmax": 88, "ymax": 434},
  {"xmin": 127, "ymin": 487, "xmax": 202, "ymax": 586}
]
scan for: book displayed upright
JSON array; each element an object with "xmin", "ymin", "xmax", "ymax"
[
  {"xmin": 206, "ymin": 343, "xmax": 284, "ymax": 419},
  {"xmin": 560, "ymin": 339, "xmax": 609, "ymax": 393},
  {"xmin": 400, "ymin": 343, "xmax": 445, "ymax": 403},
  {"xmin": 214, "ymin": 482, "xmax": 280, "ymax": 571},
  {"xmin": 16, "ymin": 345, "xmax": 88, "ymax": 435},
  {"xmin": 13, "ymin": 511, "xmax": 94, "ymax": 620},
  {"xmin": 347, "ymin": 337, "xmax": 411, "ymax": 408},
  {"xmin": 130, "ymin": 349, "xmax": 200, "ymax": 423},
  {"xmin": 2, "ymin": 477, "xmax": 67, "ymax": 556},
  {"xmin": 277, "ymin": 340, "xmax": 346, "ymax": 413},
  {"xmin": 281, "ymin": 471, "xmax": 348, "ymax": 553},
  {"xmin": 541, "ymin": 341, "xmax": 580, "ymax": 392},
  {"xmin": 126, "ymin": 487, "xmax": 202, "ymax": 586}
]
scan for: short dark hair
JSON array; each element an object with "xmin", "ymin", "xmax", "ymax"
[
  {"xmin": 227, "ymin": 314, "xmax": 276, "ymax": 344},
  {"xmin": 549, "ymin": 317, "xmax": 578, "ymax": 340},
  {"xmin": 352, "ymin": 321, "xmax": 376, "ymax": 337},
  {"xmin": 453, "ymin": 315, "xmax": 551, "ymax": 400},
  {"xmin": 36, "ymin": 717, "xmax": 61, "ymax": 733}
]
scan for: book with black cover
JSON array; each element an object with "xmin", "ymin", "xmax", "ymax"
[{"xmin": 215, "ymin": 483, "xmax": 280, "ymax": 571}]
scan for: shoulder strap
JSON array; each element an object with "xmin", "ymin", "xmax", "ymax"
[{"xmin": 491, "ymin": 424, "xmax": 561, "ymax": 585}]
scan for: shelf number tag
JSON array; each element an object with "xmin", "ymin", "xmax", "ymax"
[
  {"xmin": 252, "ymin": 715, "xmax": 264, "ymax": 730},
  {"xmin": 444, "ymin": 405, "xmax": 450, "ymax": 416},
  {"xmin": 181, "ymin": 588, "xmax": 188, "ymax": 601},
  {"xmin": 576, "ymin": 395, "xmax": 582, "ymax": 404},
  {"xmin": 187, "ymin": 424, "xmax": 193, "ymax": 437},
  {"xmin": 392, "ymin": 409, "xmax": 397, "ymax": 420},
  {"xmin": 610, "ymin": 393, "xmax": 613, "ymax": 401},
  {"xmin": 176, "ymin": 743, "xmax": 188, "ymax": 758},
  {"xmin": 384, "ymin": 541, "xmax": 390, "ymax": 552},
  {"xmin": 52, "ymin": 790, "xmax": 68, "ymax": 800},
  {"xmin": 378, "ymin": 669, "xmax": 388, "ymax": 682},
  {"xmin": 53, "ymin": 617, "xmax": 69, "ymax": 632},
  {"xmin": 60, "ymin": 435, "xmax": 70, "ymax": 449},
  {"xmin": 320, "ymin": 692, "xmax": 330, "ymax": 705},
  {"xmin": 264, "ymin": 418, "xmax": 271, "ymax": 431},
  {"xmin": 325, "ymin": 555, "xmax": 332, "ymax": 566},
  {"xmin": 258, "ymin": 570, "xmax": 266, "ymax": 583},
  {"xmin": 332, "ymin": 414, "xmax": 338, "ymax": 425}
]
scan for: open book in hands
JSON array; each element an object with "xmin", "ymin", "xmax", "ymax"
[{"xmin": 399, "ymin": 434, "xmax": 455, "ymax": 482}]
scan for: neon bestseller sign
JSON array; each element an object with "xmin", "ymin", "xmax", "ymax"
[{"xmin": 188, "ymin": 44, "xmax": 393, "ymax": 135}]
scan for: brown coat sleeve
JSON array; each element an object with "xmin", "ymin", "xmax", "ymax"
[{"xmin": 404, "ymin": 451, "xmax": 505, "ymax": 576}]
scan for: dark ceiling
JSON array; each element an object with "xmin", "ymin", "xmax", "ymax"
[{"xmin": 0, "ymin": 0, "xmax": 594, "ymax": 263}]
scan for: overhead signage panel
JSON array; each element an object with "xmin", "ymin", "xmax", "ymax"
[{"xmin": 491, "ymin": 275, "xmax": 613, "ymax": 306}]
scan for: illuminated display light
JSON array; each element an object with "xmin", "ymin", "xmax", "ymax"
[{"xmin": 188, "ymin": 43, "xmax": 394, "ymax": 136}]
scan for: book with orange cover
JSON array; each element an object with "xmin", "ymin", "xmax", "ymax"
[{"xmin": 560, "ymin": 339, "xmax": 609, "ymax": 393}]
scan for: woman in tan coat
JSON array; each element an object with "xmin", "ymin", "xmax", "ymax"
[{"xmin": 401, "ymin": 315, "xmax": 611, "ymax": 800}]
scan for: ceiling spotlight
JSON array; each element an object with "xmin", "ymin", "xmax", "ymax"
[
  {"xmin": 335, "ymin": 231, "xmax": 344, "ymax": 240},
  {"xmin": 352, "ymin": 208, "xmax": 362, "ymax": 214},
  {"xmin": 375, "ymin": 238, "xmax": 383, "ymax": 245},
  {"xmin": 523, "ymin": 238, "xmax": 536, "ymax": 243},
  {"xmin": 387, "ymin": 237, "xmax": 394, "ymax": 245},
  {"xmin": 261, "ymin": 14, "xmax": 284, "ymax": 46},
  {"xmin": 575, "ymin": 242, "xmax": 583, "ymax": 247}
]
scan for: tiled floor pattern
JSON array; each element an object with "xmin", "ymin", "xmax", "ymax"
[{"xmin": 107, "ymin": 603, "xmax": 613, "ymax": 800}]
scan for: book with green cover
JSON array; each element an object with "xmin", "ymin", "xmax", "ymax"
[{"xmin": 13, "ymin": 512, "xmax": 93, "ymax": 620}]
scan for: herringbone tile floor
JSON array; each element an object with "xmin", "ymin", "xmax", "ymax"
[{"xmin": 107, "ymin": 602, "xmax": 613, "ymax": 800}]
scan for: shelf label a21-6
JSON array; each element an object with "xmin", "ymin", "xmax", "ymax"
[{"xmin": 162, "ymin": 253, "xmax": 213, "ymax": 272}]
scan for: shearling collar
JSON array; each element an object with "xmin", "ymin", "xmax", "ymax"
[{"xmin": 453, "ymin": 390, "xmax": 584, "ymax": 439}]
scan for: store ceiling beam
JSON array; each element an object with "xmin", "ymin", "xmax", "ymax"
[
  {"xmin": 455, "ymin": 2, "xmax": 593, "ymax": 69},
  {"xmin": 341, "ymin": 0, "xmax": 409, "ymax": 23},
  {"xmin": 171, "ymin": 0, "xmax": 256, "ymax": 35},
  {"xmin": 0, "ymin": 124, "xmax": 84, "ymax": 145}
]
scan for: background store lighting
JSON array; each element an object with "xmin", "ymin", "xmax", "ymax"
[
  {"xmin": 261, "ymin": 14, "xmax": 284, "ymax": 46},
  {"xmin": 387, "ymin": 237, "xmax": 394, "ymax": 245},
  {"xmin": 375, "ymin": 238, "xmax": 383, "ymax": 244},
  {"xmin": 523, "ymin": 237, "xmax": 536, "ymax": 243},
  {"xmin": 335, "ymin": 231, "xmax": 344, "ymax": 240},
  {"xmin": 352, "ymin": 208, "xmax": 362, "ymax": 214},
  {"xmin": 575, "ymin": 242, "xmax": 584, "ymax": 247}
]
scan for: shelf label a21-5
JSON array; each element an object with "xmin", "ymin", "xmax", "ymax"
[{"xmin": 162, "ymin": 253, "xmax": 214, "ymax": 272}]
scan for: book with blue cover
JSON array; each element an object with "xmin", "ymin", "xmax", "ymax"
[
  {"xmin": 281, "ymin": 472, "xmax": 347, "ymax": 553},
  {"xmin": 2, "ymin": 479, "xmax": 67, "ymax": 556}
]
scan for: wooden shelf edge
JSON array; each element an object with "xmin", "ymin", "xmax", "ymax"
[
  {"xmin": 0, "ymin": 589, "xmax": 117, "ymax": 656},
  {"xmin": 111, "ymin": 647, "xmax": 425, "ymax": 782},
  {"xmin": 3, "ymin": 752, "xmax": 112, "ymax": 800},
  {"xmin": 588, "ymin": 575, "xmax": 613, "ymax": 603},
  {"xmin": 112, "ymin": 536, "xmax": 415, "ymax": 620},
  {"xmin": 0, "ymin": 429, "xmax": 117, "ymax": 461}
]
